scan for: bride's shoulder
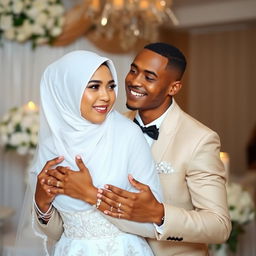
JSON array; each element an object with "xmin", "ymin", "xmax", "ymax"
[{"xmin": 112, "ymin": 111, "xmax": 141, "ymax": 133}]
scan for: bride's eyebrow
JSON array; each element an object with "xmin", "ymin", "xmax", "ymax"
[
  {"xmin": 88, "ymin": 80, "xmax": 102, "ymax": 84},
  {"xmin": 107, "ymin": 80, "xmax": 115, "ymax": 84}
]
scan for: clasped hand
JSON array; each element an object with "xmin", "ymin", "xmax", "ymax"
[
  {"xmin": 35, "ymin": 155, "xmax": 96, "ymax": 212},
  {"xmin": 35, "ymin": 157, "xmax": 164, "ymax": 225}
]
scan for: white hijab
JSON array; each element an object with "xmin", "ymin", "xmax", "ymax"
[{"xmin": 30, "ymin": 50, "xmax": 119, "ymax": 212}]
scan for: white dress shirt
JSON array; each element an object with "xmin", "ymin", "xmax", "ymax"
[
  {"xmin": 135, "ymin": 103, "xmax": 174, "ymax": 146},
  {"xmin": 135, "ymin": 103, "xmax": 174, "ymax": 233}
]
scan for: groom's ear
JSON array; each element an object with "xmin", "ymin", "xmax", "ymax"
[{"xmin": 168, "ymin": 81, "xmax": 182, "ymax": 96}]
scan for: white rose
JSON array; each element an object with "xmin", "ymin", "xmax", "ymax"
[
  {"xmin": 26, "ymin": 7, "xmax": 39, "ymax": 19},
  {"xmin": 49, "ymin": 5, "xmax": 64, "ymax": 17},
  {"xmin": 30, "ymin": 122, "xmax": 39, "ymax": 133},
  {"xmin": 17, "ymin": 145, "xmax": 29, "ymax": 155},
  {"xmin": 230, "ymin": 209, "xmax": 241, "ymax": 222},
  {"xmin": 16, "ymin": 32, "xmax": 28, "ymax": 42},
  {"xmin": 35, "ymin": 12, "xmax": 48, "ymax": 26},
  {"xmin": 4, "ymin": 28, "xmax": 16, "ymax": 40},
  {"xmin": 50, "ymin": 26, "xmax": 62, "ymax": 37},
  {"xmin": 7, "ymin": 122, "xmax": 15, "ymax": 133},
  {"xmin": 32, "ymin": 0, "xmax": 48, "ymax": 12},
  {"xmin": 9, "ymin": 133, "xmax": 22, "ymax": 146},
  {"xmin": 22, "ymin": 20, "xmax": 33, "ymax": 38},
  {"xmin": 0, "ymin": 15, "xmax": 13, "ymax": 30},
  {"xmin": 237, "ymin": 191, "xmax": 255, "ymax": 223},
  {"xmin": 9, "ymin": 132, "xmax": 30, "ymax": 146},
  {"xmin": 32, "ymin": 24, "xmax": 45, "ymax": 35},
  {"xmin": 12, "ymin": 1, "xmax": 24, "ymax": 14},
  {"xmin": 46, "ymin": 18, "xmax": 54, "ymax": 29},
  {"xmin": 12, "ymin": 112, "xmax": 23, "ymax": 124}
]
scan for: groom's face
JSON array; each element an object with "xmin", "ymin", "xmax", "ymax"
[{"xmin": 125, "ymin": 49, "xmax": 174, "ymax": 113}]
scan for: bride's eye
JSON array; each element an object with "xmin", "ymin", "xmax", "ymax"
[{"xmin": 87, "ymin": 84, "xmax": 100, "ymax": 89}]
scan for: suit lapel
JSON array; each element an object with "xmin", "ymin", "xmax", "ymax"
[
  {"xmin": 152, "ymin": 100, "xmax": 181, "ymax": 162},
  {"xmin": 124, "ymin": 101, "xmax": 182, "ymax": 162}
]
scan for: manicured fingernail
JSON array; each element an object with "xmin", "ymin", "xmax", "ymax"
[
  {"xmin": 66, "ymin": 166, "xmax": 71, "ymax": 169},
  {"xmin": 47, "ymin": 189, "xmax": 51, "ymax": 193},
  {"xmin": 104, "ymin": 185, "xmax": 109, "ymax": 189},
  {"xmin": 58, "ymin": 156, "xmax": 64, "ymax": 160},
  {"xmin": 45, "ymin": 169, "xmax": 48, "ymax": 173},
  {"xmin": 76, "ymin": 155, "xmax": 81, "ymax": 159},
  {"xmin": 104, "ymin": 210, "xmax": 108, "ymax": 215},
  {"xmin": 97, "ymin": 193, "xmax": 102, "ymax": 198},
  {"xmin": 98, "ymin": 188, "xmax": 103, "ymax": 193}
]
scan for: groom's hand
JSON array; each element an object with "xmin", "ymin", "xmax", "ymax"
[{"xmin": 97, "ymin": 174, "xmax": 164, "ymax": 225}]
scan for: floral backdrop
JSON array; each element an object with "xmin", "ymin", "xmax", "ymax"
[{"xmin": 0, "ymin": 0, "xmax": 65, "ymax": 47}]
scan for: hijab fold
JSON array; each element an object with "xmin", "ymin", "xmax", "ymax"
[{"xmin": 30, "ymin": 51, "xmax": 118, "ymax": 212}]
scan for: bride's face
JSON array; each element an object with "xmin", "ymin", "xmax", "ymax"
[{"xmin": 80, "ymin": 64, "xmax": 116, "ymax": 124}]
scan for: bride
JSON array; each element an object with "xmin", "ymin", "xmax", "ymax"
[{"xmin": 25, "ymin": 50, "xmax": 162, "ymax": 255}]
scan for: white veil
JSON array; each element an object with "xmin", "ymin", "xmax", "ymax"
[{"xmin": 14, "ymin": 50, "xmax": 119, "ymax": 255}]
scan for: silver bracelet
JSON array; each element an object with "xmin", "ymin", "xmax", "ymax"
[{"xmin": 33, "ymin": 197, "xmax": 53, "ymax": 218}]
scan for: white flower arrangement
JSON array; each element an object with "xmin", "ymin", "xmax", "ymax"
[
  {"xmin": 0, "ymin": 101, "xmax": 39, "ymax": 156},
  {"xmin": 211, "ymin": 182, "xmax": 255, "ymax": 254},
  {"xmin": 227, "ymin": 182, "xmax": 255, "ymax": 225},
  {"xmin": 0, "ymin": 0, "xmax": 65, "ymax": 47}
]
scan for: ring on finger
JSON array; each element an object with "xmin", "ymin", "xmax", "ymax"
[
  {"xmin": 118, "ymin": 202, "xmax": 122, "ymax": 208},
  {"xmin": 56, "ymin": 181, "xmax": 61, "ymax": 188},
  {"xmin": 110, "ymin": 206, "xmax": 113, "ymax": 212},
  {"xmin": 47, "ymin": 179, "xmax": 51, "ymax": 185}
]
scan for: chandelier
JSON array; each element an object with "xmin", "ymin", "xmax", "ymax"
[{"xmin": 86, "ymin": 0, "xmax": 179, "ymax": 50}]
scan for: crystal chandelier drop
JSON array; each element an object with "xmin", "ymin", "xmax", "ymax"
[{"xmin": 86, "ymin": 0, "xmax": 179, "ymax": 50}]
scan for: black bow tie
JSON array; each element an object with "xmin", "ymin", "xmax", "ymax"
[{"xmin": 133, "ymin": 118, "xmax": 159, "ymax": 140}]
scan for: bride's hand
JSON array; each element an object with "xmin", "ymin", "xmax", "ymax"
[
  {"xmin": 47, "ymin": 155, "xmax": 98, "ymax": 205},
  {"xmin": 35, "ymin": 156, "xmax": 64, "ymax": 213}
]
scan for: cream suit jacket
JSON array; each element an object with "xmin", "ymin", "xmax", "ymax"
[
  {"xmin": 124, "ymin": 100, "xmax": 231, "ymax": 255},
  {"xmin": 35, "ymin": 100, "xmax": 231, "ymax": 256}
]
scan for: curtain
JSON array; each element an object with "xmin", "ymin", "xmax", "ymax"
[{"xmin": 188, "ymin": 26, "xmax": 256, "ymax": 176}]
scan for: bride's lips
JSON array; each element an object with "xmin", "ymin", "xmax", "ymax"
[{"xmin": 93, "ymin": 105, "xmax": 109, "ymax": 114}]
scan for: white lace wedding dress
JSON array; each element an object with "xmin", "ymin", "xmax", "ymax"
[{"xmin": 53, "ymin": 209, "xmax": 154, "ymax": 256}]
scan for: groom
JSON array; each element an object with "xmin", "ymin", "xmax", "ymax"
[{"xmin": 35, "ymin": 42, "xmax": 231, "ymax": 255}]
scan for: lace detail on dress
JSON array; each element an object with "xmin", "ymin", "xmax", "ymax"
[{"xmin": 60, "ymin": 209, "xmax": 122, "ymax": 239}]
